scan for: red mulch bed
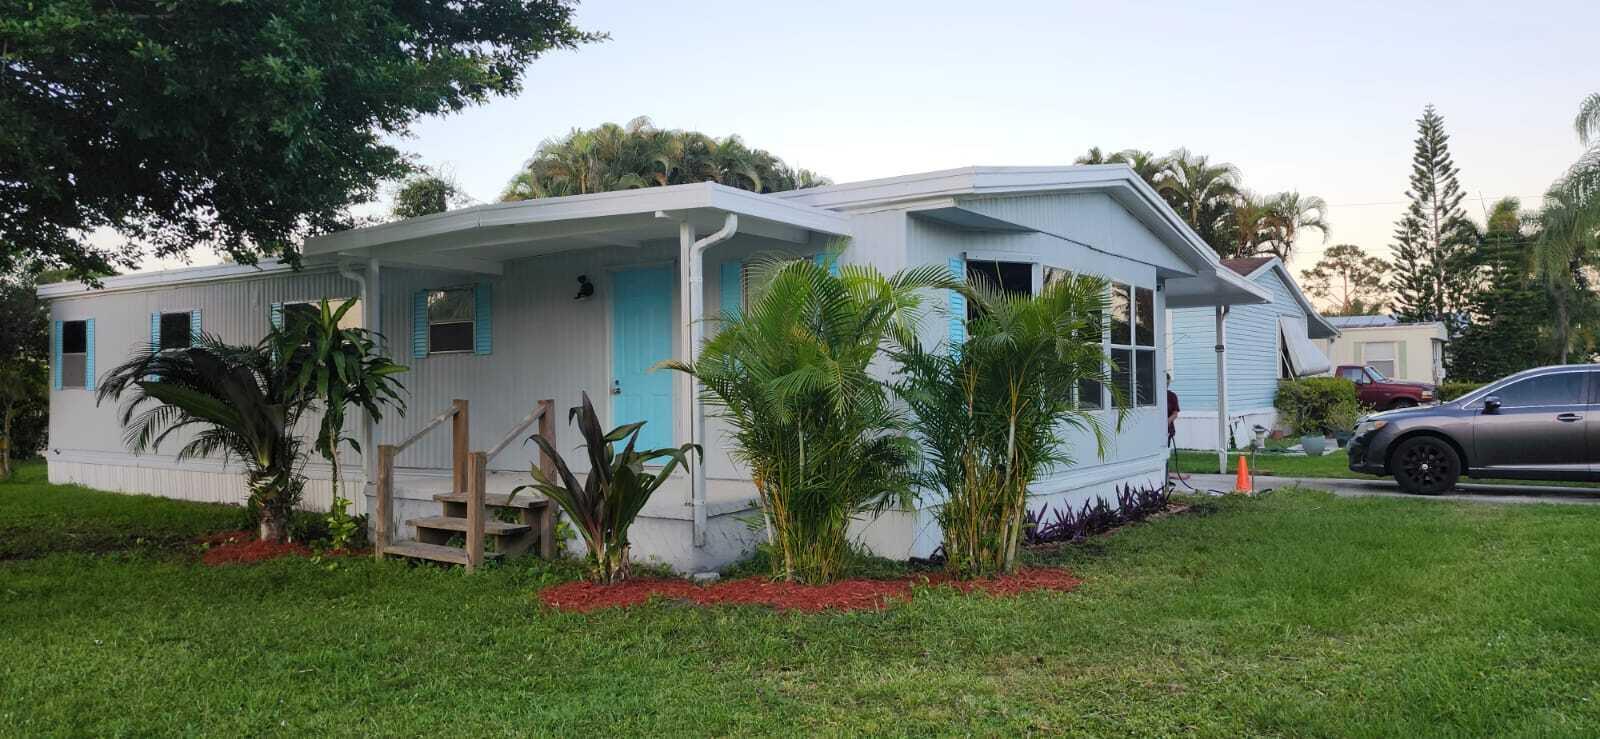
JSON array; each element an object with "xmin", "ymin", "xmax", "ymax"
[
  {"xmin": 196, "ymin": 531, "xmax": 363, "ymax": 566},
  {"xmin": 539, "ymin": 567, "xmax": 1082, "ymax": 613}
]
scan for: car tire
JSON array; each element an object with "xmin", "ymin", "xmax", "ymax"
[
  {"xmin": 1390, "ymin": 436, "xmax": 1460, "ymax": 495},
  {"xmin": 1389, "ymin": 398, "xmax": 1418, "ymax": 410}
]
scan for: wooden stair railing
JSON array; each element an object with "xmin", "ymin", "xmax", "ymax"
[
  {"xmin": 374, "ymin": 399, "xmax": 467, "ymax": 561},
  {"xmin": 375, "ymin": 398, "xmax": 556, "ymax": 573},
  {"xmin": 467, "ymin": 399, "xmax": 557, "ymax": 571}
]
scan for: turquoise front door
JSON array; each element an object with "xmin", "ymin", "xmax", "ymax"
[{"xmin": 611, "ymin": 267, "xmax": 674, "ymax": 450}]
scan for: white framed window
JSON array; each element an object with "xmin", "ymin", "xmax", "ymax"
[
  {"xmin": 1109, "ymin": 282, "xmax": 1157, "ymax": 408},
  {"xmin": 426, "ymin": 288, "xmax": 474, "ymax": 353},
  {"xmin": 1361, "ymin": 341, "xmax": 1398, "ymax": 379}
]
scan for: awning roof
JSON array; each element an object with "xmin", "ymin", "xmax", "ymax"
[
  {"xmin": 1281, "ymin": 316, "xmax": 1333, "ymax": 376},
  {"xmin": 303, "ymin": 182, "xmax": 852, "ymax": 274}
]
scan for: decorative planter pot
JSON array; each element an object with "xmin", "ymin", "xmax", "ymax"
[{"xmin": 1301, "ymin": 435, "xmax": 1331, "ymax": 456}]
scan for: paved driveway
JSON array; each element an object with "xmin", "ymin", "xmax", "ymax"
[{"xmin": 1179, "ymin": 473, "xmax": 1600, "ymax": 507}]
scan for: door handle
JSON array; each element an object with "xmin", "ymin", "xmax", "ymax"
[
  {"xmin": 1557, "ymin": 412, "xmax": 1583, "ymax": 422},
  {"xmin": 611, "ymin": 379, "xmax": 623, "ymax": 396}
]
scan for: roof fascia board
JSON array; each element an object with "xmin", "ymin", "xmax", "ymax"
[
  {"xmin": 37, "ymin": 259, "xmax": 326, "ymax": 299},
  {"xmin": 1246, "ymin": 257, "xmax": 1340, "ymax": 338}
]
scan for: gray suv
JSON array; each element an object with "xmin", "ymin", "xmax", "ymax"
[{"xmin": 1348, "ymin": 365, "xmax": 1599, "ymax": 494}]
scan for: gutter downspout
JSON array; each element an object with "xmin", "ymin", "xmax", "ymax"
[
  {"xmin": 337, "ymin": 261, "xmax": 375, "ymax": 486},
  {"xmin": 1214, "ymin": 305, "xmax": 1229, "ymax": 474},
  {"xmin": 678, "ymin": 213, "xmax": 738, "ymax": 548}
]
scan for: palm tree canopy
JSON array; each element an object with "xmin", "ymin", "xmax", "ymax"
[{"xmin": 502, "ymin": 117, "xmax": 829, "ymax": 201}]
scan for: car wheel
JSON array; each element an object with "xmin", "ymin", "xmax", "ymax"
[
  {"xmin": 1389, "ymin": 398, "xmax": 1418, "ymax": 410},
  {"xmin": 1390, "ymin": 436, "xmax": 1460, "ymax": 494}
]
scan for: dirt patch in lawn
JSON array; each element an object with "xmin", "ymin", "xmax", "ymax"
[{"xmin": 540, "ymin": 567, "xmax": 1082, "ymax": 613}]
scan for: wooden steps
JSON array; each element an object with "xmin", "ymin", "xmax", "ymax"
[
  {"xmin": 383, "ymin": 540, "xmax": 503, "ymax": 566},
  {"xmin": 433, "ymin": 491, "xmax": 547, "ymax": 508},
  {"xmin": 408, "ymin": 515, "xmax": 529, "ymax": 536},
  {"xmin": 381, "ymin": 488, "xmax": 556, "ymax": 565}
]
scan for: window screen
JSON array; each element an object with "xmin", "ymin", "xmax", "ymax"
[
  {"xmin": 1110, "ymin": 284, "xmax": 1131, "ymax": 346},
  {"xmin": 1111, "ymin": 348, "xmax": 1132, "ymax": 409},
  {"xmin": 159, "ymin": 312, "xmax": 192, "ymax": 350},
  {"xmin": 1134, "ymin": 287, "xmax": 1154, "ymax": 347},
  {"xmin": 61, "ymin": 320, "xmax": 87, "ymax": 388},
  {"xmin": 1362, "ymin": 342, "xmax": 1397, "ymax": 379},
  {"xmin": 428, "ymin": 288, "xmax": 475, "ymax": 353}
]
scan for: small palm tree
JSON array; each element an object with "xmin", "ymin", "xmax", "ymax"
[
  {"xmin": 98, "ymin": 338, "xmax": 310, "ymax": 541},
  {"xmin": 276, "ymin": 300, "xmax": 408, "ymax": 544},
  {"xmin": 665, "ymin": 250, "xmax": 958, "ymax": 583},
  {"xmin": 1257, "ymin": 191, "xmax": 1330, "ymax": 261},
  {"xmin": 894, "ymin": 272, "xmax": 1120, "ymax": 577},
  {"xmin": 1157, "ymin": 148, "xmax": 1242, "ymax": 252}
]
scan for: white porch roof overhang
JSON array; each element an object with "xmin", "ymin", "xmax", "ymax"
[
  {"xmin": 303, "ymin": 181, "xmax": 852, "ymax": 272},
  {"xmin": 775, "ymin": 165, "xmax": 1270, "ymax": 309}
]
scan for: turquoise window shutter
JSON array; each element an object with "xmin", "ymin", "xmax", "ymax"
[
  {"xmin": 269, "ymin": 303, "xmax": 283, "ymax": 330},
  {"xmin": 52, "ymin": 321, "xmax": 62, "ymax": 391},
  {"xmin": 813, "ymin": 252, "xmax": 840, "ymax": 277},
  {"xmin": 948, "ymin": 256, "xmax": 967, "ymax": 357},
  {"xmin": 719, "ymin": 261, "xmax": 743, "ymax": 315},
  {"xmin": 190, "ymin": 309, "xmax": 202, "ymax": 342},
  {"xmin": 147, "ymin": 312, "xmax": 161, "ymax": 382},
  {"xmin": 473, "ymin": 284, "xmax": 492, "ymax": 355},
  {"xmin": 84, "ymin": 318, "xmax": 95, "ymax": 391},
  {"xmin": 412, "ymin": 290, "xmax": 429, "ymax": 358}
]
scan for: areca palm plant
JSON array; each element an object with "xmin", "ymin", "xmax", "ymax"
[
  {"xmin": 894, "ymin": 273, "xmax": 1119, "ymax": 577},
  {"xmin": 664, "ymin": 252, "xmax": 957, "ymax": 583},
  {"xmin": 98, "ymin": 337, "xmax": 310, "ymax": 541}
]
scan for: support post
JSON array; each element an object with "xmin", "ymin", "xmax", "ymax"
[
  {"xmin": 451, "ymin": 398, "xmax": 469, "ymax": 495},
  {"xmin": 1215, "ymin": 306, "xmax": 1230, "ymax": 475},
  {"xmin": 466, "ymin": 451, "xmax": 487, "ymax": 573},
  {"xmin": 536, "ymin": 399, "xmax": 558, "ymax": 559},
  {"xmin": 374, "ymin": 444, "xmax": 395, "ymax": 560}
]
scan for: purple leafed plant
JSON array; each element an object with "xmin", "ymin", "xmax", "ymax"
[{"xmin": 1021, "ymin": 484, "xmax": 1172, "ymax": 547}]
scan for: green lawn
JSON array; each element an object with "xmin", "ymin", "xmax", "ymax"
[
  {"xmin": 1174, "ymin": 449, "xmax": 1600, "ymax": 488},
  {"xmin": 0, "ymin": 462, "xmax": 244, "ymax": 559},
  {"xmin": 5, "ymin": 462, "xmax": 1600, "ymax": 735}
]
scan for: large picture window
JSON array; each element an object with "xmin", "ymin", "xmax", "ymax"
[{"xmin": 427, "ymin": 288, "xmax": 475, "ymax": 353}]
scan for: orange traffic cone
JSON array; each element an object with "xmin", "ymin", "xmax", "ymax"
[{"xmin": 1234, "ymin": 454, "xmax": 1253, "ymax": 495}]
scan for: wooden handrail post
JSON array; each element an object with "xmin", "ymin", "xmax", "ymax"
[
  {"xmin": 374, "ymin": 444, "xmax": 396, "ymax": 560},
  {"xmin": 451, "ymin": 398, "xmax": 469, "ymax": 495},
  {"xmin": 536, "ymin": 399, "xmax": 557, "ymax": 558},
  {"xmin": 465, "ymin": 451, "xmax": 487, "ymax": 573}
]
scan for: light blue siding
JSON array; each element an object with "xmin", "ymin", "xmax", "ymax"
[{"xmin": 1170, "ymin": 267, "xmax": 1307, "ymax": 411}]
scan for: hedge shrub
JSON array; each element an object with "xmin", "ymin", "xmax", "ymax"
[
  {"xmin": 1438, "ymin": 382, "xmax": 1486, "ymax": 402},
  {"xmin": 1275, "ymin": 377, "xmax": 1363, "ymax": 437}
]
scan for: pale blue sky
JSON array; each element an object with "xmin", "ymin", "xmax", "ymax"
[{"xmin": 146, "ymin": 0, "xmax": 1599, "ymax": 279}]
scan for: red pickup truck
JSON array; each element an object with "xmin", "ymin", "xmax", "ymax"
[{"xmin": 1333, "ymin": 365, "xmax": 1437, "ymax": 409}]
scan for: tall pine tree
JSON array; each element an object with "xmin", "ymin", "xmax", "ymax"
[{"xmin": 1389, "ymin": 105, "xmax": 1478, "ymax": 337}]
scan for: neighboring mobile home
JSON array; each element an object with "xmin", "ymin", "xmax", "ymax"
[
  {"xmin": 1316, "ymin": 315, "xmax": 1448, "ymax": 385},
  {"xmin": 1168, "ymin": 257, "xmax": 1339, "ymax": 451},
  {"xmin": 41, "ymin": 165, "xmax": 1266, "ymax": 572}
]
